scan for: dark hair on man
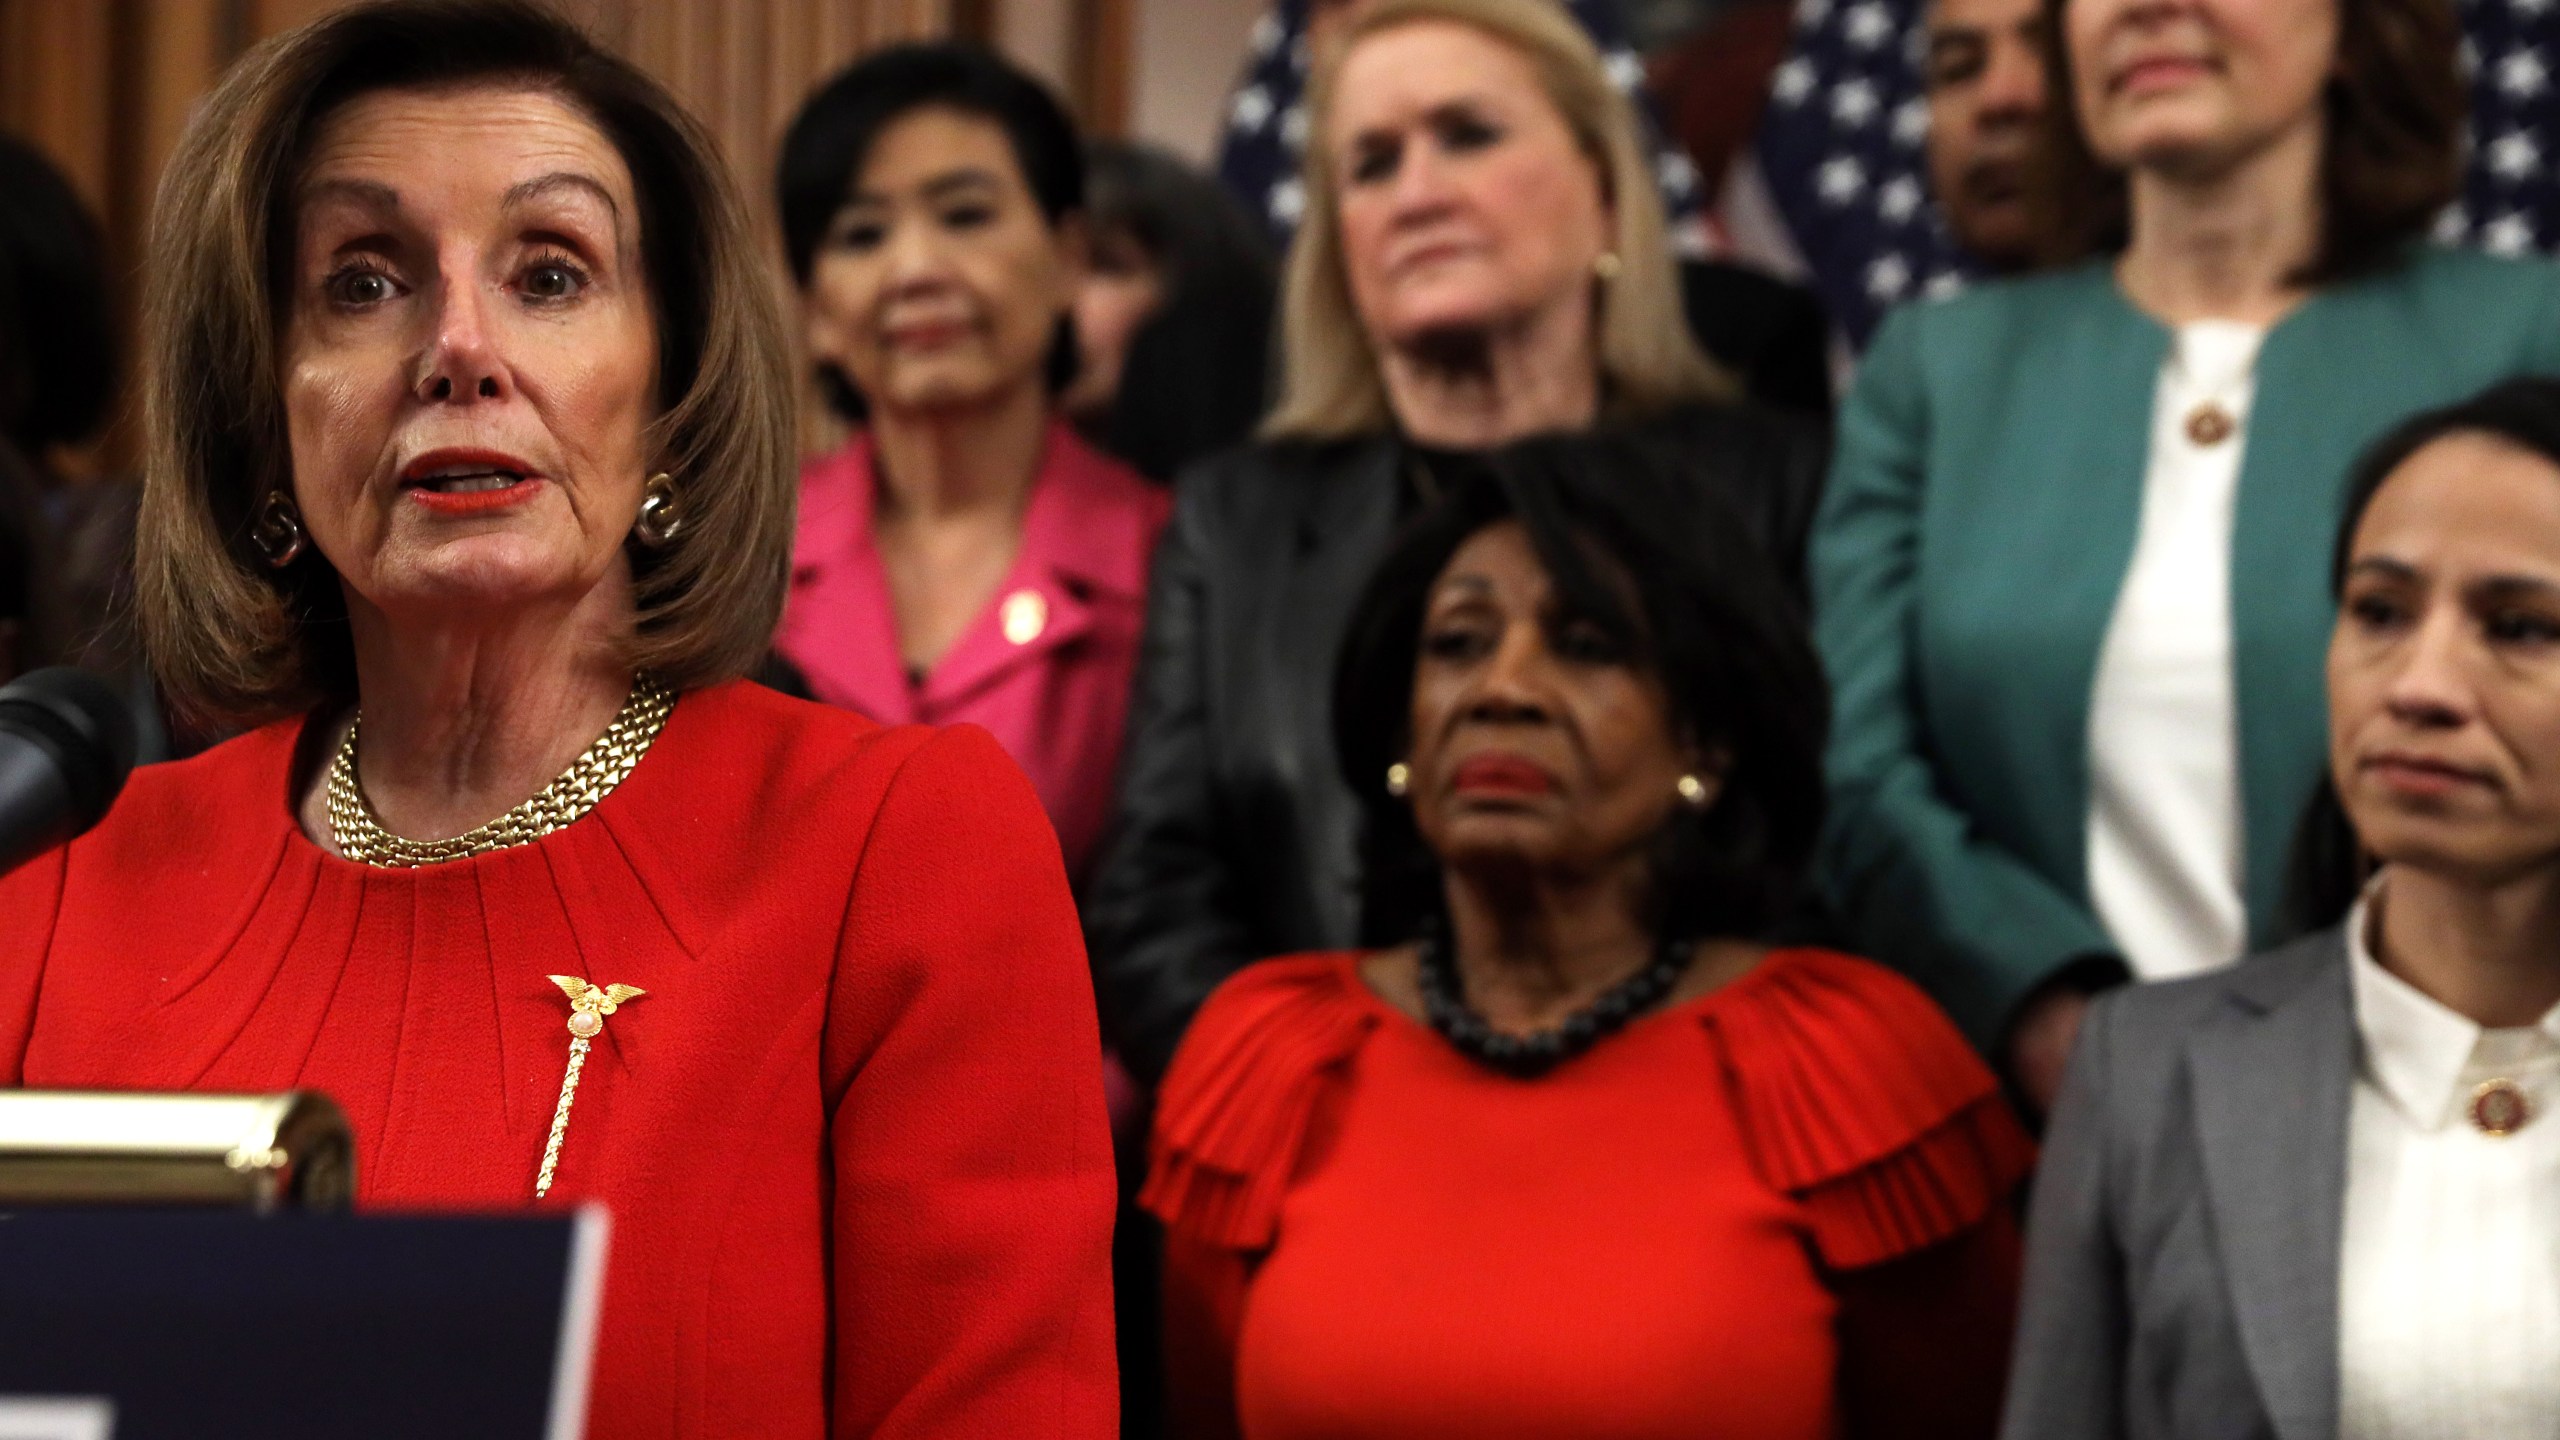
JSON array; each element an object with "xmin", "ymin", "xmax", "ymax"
[
  {"xmin": 775, "ymin": 43, "xmax": 1085, "ymax": 422},
  {"xmin": 2030, "ymin": 0, "xmax": 2464, "ymax": 283},
  {"xmin": 0, "ymin": 135, "xmax": 117, "ymax": 455},
  {"xmin": 2285, "ymin": 375, "xmax": 2560, "ymax": 930},
  {"xmin": 1331, "ymin": 431, "xmax": 1830, "ymax": 947}
]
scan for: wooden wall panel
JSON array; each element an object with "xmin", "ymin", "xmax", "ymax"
[
  {"xmin": 1074, "ymin": 0, "xmax": 1133, "ymax": 137},
  {"xmin": 573, "ymin": 0, "xmax": 952, "ymax": 193},
  {"xmin": 0, "ymin": 2, "xmax": 117, "ymax": 222}
]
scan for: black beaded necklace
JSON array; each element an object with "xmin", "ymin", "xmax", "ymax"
[{"xmin": 1414, "ymin": 933, "xmax": 1695, "ymax": 1078}]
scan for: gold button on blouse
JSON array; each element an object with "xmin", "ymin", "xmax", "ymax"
[
  {"xmin": 2471, "ymin": 1078, "xmax": 2534, "ymax": 1137},
  {"xmin": 2184, "ymin": 402, "xmax": 2237, "ymax": 446}
]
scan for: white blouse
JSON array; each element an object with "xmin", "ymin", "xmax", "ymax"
[
  {"xmin": 2340, "ymin": 888, "xmax": 2560, "ymax": 1439},
  {"xmin": 2085, "ymin": 320, "xmax": 2265, "ymax": 980}
]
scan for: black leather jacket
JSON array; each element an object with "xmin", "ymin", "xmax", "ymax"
[{"xmin": 1085, "ymin": 404, "xmax": 1828, "ymax": 1080}]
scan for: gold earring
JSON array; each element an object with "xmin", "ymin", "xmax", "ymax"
[
  {"xmin": 251, "ymin": 489, "xmax": 307, "ymax": 568},
  {"xmin": 633, "ymin": 472, "xmax": 681, "ymax": 547},
  {"xmin": 1593, "ymin": 251, "xmax": 1623, "ymax": 282},
  {"xmin": 1675, "ymin": 774, "xmax": 1710, "ymax": 809},
  {"xmin": 1385, "ymin": 761, "xmax": 1411, "ymax": 798}
]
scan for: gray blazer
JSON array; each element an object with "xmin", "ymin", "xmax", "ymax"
[{"xmin": 2000, "ymin": 929, "xmax": 2355, "ymax": 1440}]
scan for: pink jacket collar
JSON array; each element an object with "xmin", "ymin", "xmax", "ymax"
[{"xmin": 783, "ymin": 422, "xmax": 1165, "ymax": 724}]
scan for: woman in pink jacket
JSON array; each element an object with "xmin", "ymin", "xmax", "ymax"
[{"xmin": 773, "ymin": 44, "xmax": 1169, "ymax": 885}]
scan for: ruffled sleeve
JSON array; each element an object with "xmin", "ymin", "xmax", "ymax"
[
  {"xmin": 1703, "ymin": 949, "xmax": 2035, "ymax": 1270},
  {"xmin": 1141, "ymin": 954, "xmax": 1379, "ymax": 1251}
]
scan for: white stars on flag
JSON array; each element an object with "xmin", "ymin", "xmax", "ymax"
[
  {"xmin": 2500, "ymin": 46, "xmax": 2548, "ymax": 98},
  {"xmin": 1230, "ymin": 85, "xmax": 1272, "ymax": 132},
  {"xmin": 1818, "ymin": 154, "xmax": 1868, "ymax": 205},
  {"xmin": 1878, "ymin": 174, "xmax": 1924, "ymax": 225},
  {"xmin": 1866, "ymin": 253, "xmax": 1912, "ymax": 300},
  {"xmin": 1831, "ymin": 77, "xmax": 1882, "ymax": 127},
  {"xmin": 2490, "ymin": 128, "xmax": 2542, "ymax": 182},
  {"xmin": 1844, "ymin": 2, "xmax": 1895, "ymax": 50},
  {"xmin": 1773, "ymin": 56, "xmax": 1818, "ymax": 107}
]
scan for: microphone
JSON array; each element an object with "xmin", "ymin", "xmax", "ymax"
[{"xmin": 0, "ymin": 667, "xmax": 138, "ymax": 876}]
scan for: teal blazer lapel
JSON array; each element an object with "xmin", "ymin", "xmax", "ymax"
[
  {"xmin": 2185, "ymin": 935, "xmax": 2352, "ymax": 1440},
  {"xmin": 1916, "ymin": 267, "xmax": 2166, "ymax": 897}
]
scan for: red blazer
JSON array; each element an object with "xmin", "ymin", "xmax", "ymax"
[{"xmin": 0, "ymin": 681, "xmax": 1119, "ymax": 1439}]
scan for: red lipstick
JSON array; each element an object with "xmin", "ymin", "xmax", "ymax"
[
  {"xmin": 407, "ymin": 480, "xmax": 543, "ymax": 516},
  {"xmin": 1451, "ymin": 753, "xmax": 1556, "ymax": 797},
  {"xmin": 398, "ymin": 446, "xmax": 545, "ymax": 517}
]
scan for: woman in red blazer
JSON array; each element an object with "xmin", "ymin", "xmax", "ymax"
[{"xmin": 0, "ymin": 4, "xmax": 1116, "ymax": 1436}]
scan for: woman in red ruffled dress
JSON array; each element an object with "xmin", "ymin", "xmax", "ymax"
[{"xmin": 1143, "ymin": 435, "xmax": 2031, "ymax": 1439}]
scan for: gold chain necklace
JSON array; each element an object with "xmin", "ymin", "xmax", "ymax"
[{"xmin": 325, "ymin": 673, "xmax": 675, "ymax": 867}]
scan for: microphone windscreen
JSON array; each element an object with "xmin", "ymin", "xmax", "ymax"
[{"xmin": 0, "ymin": 666, "xmax": 139, "ymax": 858}]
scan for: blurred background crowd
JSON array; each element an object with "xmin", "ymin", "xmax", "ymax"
[{"xmin": 13, "ymin": 0, "xmax": 2560, "ymax": 1435}]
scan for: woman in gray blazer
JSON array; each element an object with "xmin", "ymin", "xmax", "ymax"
[{"xmin": 2004, "ymin": 377, "xmax": 2560, "ymax": 1439}]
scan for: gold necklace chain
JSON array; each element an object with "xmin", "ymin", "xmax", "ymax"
[{"xmin": 325, "ymin": 673, "xmax": 675, "ymax": 867}]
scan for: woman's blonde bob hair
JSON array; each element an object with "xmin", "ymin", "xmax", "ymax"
[
  {"xmin": 136, "ymin": 0, "xmax": 795, "ymax": 727},
  {"xmin": 1262, "ymin": 0, "xmax": 1728, "ymax": 441}
]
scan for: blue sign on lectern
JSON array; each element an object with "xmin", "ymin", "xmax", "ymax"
[{"xmin": 0, "ymin": 1209, "xmax": 605, "ymax": 1440}]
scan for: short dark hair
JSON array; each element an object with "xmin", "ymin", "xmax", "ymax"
[
  {"xmin": 1080, "ymin": 140, "xmax": 1276, "ymax": 481},
  {"xmin": 0, "ymin": 135, "xmax": 116, "ymax": 454},
  {"xmin": 1332, "ymin": 431, "xmax": 1830, "ymax": 946},
  {"xmin": 775, "ymin": 43, "xmax": 1084, "ymax": 422},
  {"xmin": 2286, "ymin": 375, "xmax": 2560, "ymax": 930},
  {"xmin": 2031, "ymin": 0, "xmax": 2464, "ymax": 282}
]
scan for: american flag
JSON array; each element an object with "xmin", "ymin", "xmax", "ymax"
[
  {"xmin": 1214, "ymin": 0, "xmax": 1713, "ymax": 255},
  {"xmin": 1758, "ymin": 0, "xmax": 2560, "ymax": 346},
  {"xmin": 2450, "ymin": 0, "xmax": 2560, "ymax": 256}
]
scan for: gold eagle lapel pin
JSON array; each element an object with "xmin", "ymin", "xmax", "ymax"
[{"xmin": 534, "ymin": 975, "xmax": 647, "ymax": 1200}]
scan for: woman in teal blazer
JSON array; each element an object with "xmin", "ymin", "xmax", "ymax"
[{"xmin": 1812, "ymin": 0, "xmax": 2560, "ymax": 1107}]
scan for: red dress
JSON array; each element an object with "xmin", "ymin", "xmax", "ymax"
[
  {"xmin": 0, "ymin": 681, "xmax": 1118, "ymax": 1439},
  {"xmin": 1143, "ymin": 948, "xmax": 2032, "ymax": 1440}
]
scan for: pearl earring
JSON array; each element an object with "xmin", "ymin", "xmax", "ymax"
[
  {"xmin": 1385, "ymin": 762, "xmax": 1411, "ymax": 798},
  {"xmin": 1675, "ymin": 774, "xmax": 1710, "ymax": 809}
]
